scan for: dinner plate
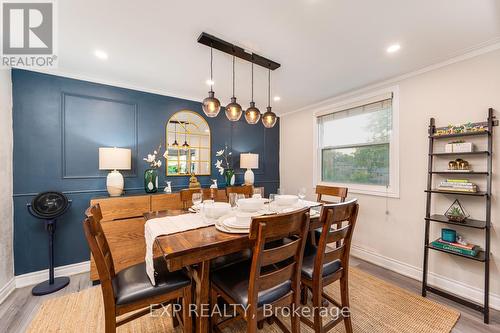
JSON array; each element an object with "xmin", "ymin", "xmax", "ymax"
[
  {"xmin": 215, "ymin": 217, "xmax": 249, "ymax": 234},
  {"xmin": 223, "ymin": 216, "xmax": 251, "ymax": 229}
]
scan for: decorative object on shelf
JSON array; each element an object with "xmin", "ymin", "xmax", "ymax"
[
  {"xmin": 197, "ymin": 32, "xmax": 280, "ymax": 127},
  {"xmin": 225, "ymin": 54, "xmax": 243, "ymax": 121},
  {"xmin": 447, "ymin": 158, "xmax": 471, "ymax": 171},
  {"xmin": 431, "ymin": 237, "xmax": 479, "ymax": 257},
  {"xmin": 438, "ymin": 178, "xmax": 477, "ymax": 193},
  {"xmin": 441, "ymin": 228, "xmax": 457, "ymax": 243},
  {"xmin": 189, "ymin": 173, "xmax": 201, "ymax": 188},
  {"xmin": 215, "ymin": 145, "xmax": 235, "ymax": 186},
  {"xmin": 262, "ymin": 67, "xmax": 277, "ymax": 128},
  {"xmin": 99, "ymin": 147, "xmax": 132, "ymax": 197},
  {"xmin": 143, "ymin": 145, "xmax": 162, "ymax": 193},
  {"xmin": 210, "ymin": 179, "xmax": 218, "ymax": 189},
  {"xmin": 166, "ymin": 111, "xmax": 211, "ymax": 176},
  {"xmin": 240, "ymin": 153, "xmax": 259, "ymax": 185},
  {"xmin": 445, "ymin": 140, "xmax": 473, "ymax": 153},
  {"xmin": 245, "ymin": 59, "xmax": 261, "ymax": 124},
  {"xmin": 164, "ymin": 181, "xmax": 172, "ymax": 193},
  {"xmin": 434, "ymin": 121, "xmax": 488, "ymax": 136},
  {"xmin": 444, "ymin": 199, "xmax": 470, "ymax": 222},
  {"xmin": 202, "ymin": 45, "xmax": 221, "ymax": 117}
]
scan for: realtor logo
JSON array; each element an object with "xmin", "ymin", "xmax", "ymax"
[{"xmin": 1, "ymin": 0, "xmax": 57, "ymax": 67}]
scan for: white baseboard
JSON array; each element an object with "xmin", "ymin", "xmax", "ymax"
[
  {"xmin": 15, "ymin": 261, "xmax": 90, "ymax": 289},
  {"xmin": 0, "ymin": 278, "xmax": 16, "ymax": 304},
  {"xmin": 351, "ymin": 244, "xmax": 500, "ymax": 311}
]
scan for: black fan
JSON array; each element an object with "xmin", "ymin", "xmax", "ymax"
[{"xmin": 27, "ymin": 191, "xmax": 72, "ymax": 296}]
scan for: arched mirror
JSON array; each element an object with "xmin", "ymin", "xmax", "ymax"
[{"xmin": 165, "ymin": 110, "xmax": 211, "ymax": 176}]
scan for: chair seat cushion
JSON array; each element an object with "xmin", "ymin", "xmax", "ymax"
[
  {"xmin": 211, "ymin": 260, "xmax": 291, "ymax": 307},
  {"xmin": 211, "ymin": 249, "xmax": 252, "ymax": 271},
  {"xmin": 112, "ymin": 257, "xmax": 191, "ymax": 306},
  {"xmin": 301, "ymin": 245, "xmax": 342, "ymax": 280}
]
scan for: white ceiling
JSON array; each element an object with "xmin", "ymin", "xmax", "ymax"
[{"xmin": 49, "ymin": 0, "xmax": 500, "ymax": 115}]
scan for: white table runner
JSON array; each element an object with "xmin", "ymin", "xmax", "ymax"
[{"xmin": 145, "ymin": 213, "xmax": 214, "ymax": 285}]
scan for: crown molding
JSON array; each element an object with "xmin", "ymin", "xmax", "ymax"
[
  {"xmin": 280, "ymin": 38, "xmax": 500, "ymax": 117},
  {"xmin": 13, "ymin": 67, "xmax": 203, "ymax": 104}
]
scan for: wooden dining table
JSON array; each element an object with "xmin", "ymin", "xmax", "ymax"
[{"xmin": 144, "ymin": 209, "xmax": 321, "ymax": 333}]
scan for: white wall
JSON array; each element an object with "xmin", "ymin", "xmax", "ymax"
[
  {"xmin": 0, "ymin": 69, "xmax": 14, "ymax": 301},
  {"xmin": 280, "ymin": 48, "xmax": 500, "ymax": 307}
]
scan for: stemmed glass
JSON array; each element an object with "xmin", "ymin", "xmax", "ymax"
[
  {"xmin": 267, "ymin": 194, "xmax": 276, "ymax": 214},
  {"xmin": 253, "ymin": 187, "xmax": 263, "ymax": 198},
  {"xmin": 228, "ymin": 193, "xmax": 238, "ymax": 208},
  {"xmin": 298, "ymin": 187, "xmax": 306, "ymax": 204},
  {"xmin": 192, "ymin": 192, "xmax": 202, "ymax": 210}
]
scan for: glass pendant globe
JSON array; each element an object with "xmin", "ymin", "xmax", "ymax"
[
  {"xmin": 202, "ymin": 91, "xmax": 221, "ymax": 117},
  {"xmin": 245, "ymin": 102, "xmax": 261, "ymax": 124},
  {"xmin": 225, "ymin": 97, "xmax": 242, "ymax": 121},
  {"xmin": 262, "ymin": 107, "xmax": 277, "ymax": 128}
]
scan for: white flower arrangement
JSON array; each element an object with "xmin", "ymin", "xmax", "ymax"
[
  {"xmin": 214, "ymin": 145, "xmax": 233, "ymax": 175},
  {"xmin": 143, "ymin": 144, "xmax": 163, "ymax": 169}
]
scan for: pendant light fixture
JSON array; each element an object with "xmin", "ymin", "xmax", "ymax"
[
  {"xmin": 225, "ymin": 53, "xmax": 242, "ymax": 121},
  {"xmin": 202, "ymin": 45, "xmax": 221, "ymax": 117},
  {"xmin": 172, "ymin": 122, "xmax": 179, "ymax": 148},
  {"xmin": 262, "ymin": 67, "xmax": 277, "ymax": 128},
  {"xmin": 245, "ymin": 58, "xmax": 261, "ymax": 124},
  {"xmin": 182, "ymin": 122, "xmax": 190, "ymax": 150}
]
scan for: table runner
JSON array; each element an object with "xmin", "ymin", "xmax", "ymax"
[{"xmin": 145, "ymin": 213, "xmax": 213, "ymax": 284}]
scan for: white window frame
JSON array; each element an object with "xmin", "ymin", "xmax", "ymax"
[{"xmin": 312, "ymin": 86, "xmax": 400, "ymax": 198}]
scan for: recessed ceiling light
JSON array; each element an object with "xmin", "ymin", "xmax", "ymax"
[
  {"xmin": 94, "ymin": 50, "xmax": 108, "ymax": 60},
  {"xmin": 273, "ymin": 96, "xmax": 281, "ymax": 102},
  {"xmin": 206, "ymin": 79, "xmax": 215, "ymax": 86},
  {"xmin": 386, "ymin": 44, "xmax": 401, "ymax": 54}
]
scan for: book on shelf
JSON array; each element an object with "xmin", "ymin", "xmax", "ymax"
[
  {"xmin": 437, "ymin": 187, "xmax": 478, "ymax": 193},
  {"xmin": 446, "ymin": 179, "xmax": 470, "ymax": 183},
  {"xmin": 435, "ymin": 238, "xmax": 475, "ymax": 250},
  {"xmin": 438, "ymin": 180, "xmax": 477, "ymax": 192},
  {"xmin": 431, "ymin": 239, "xmax": 479, "ymax": 257}
]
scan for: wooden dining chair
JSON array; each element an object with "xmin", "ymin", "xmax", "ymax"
[
  {"xmin": 210, "ymin": 207, "xmax": 310, "ymax": 333},
  {"xmin": 315, "ymin": 185, "xmax": 348, "ymax": 203},
  {"xmin": 225, "ymin": 185, "xmax": 254, "ymax": 198},
  {"xmin": 83, "ymin": 204, "xmax": 192, "ymax": 333},
  {"xmin": 300, "ymin": 199, "xmax": 359, "ymax": 333}
]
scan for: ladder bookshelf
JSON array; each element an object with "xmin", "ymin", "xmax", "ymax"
[{"xmin": 422, "ymin": 108, "xmax": 497, "ymax": 324}]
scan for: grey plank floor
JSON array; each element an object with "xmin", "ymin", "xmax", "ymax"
[{"xmin": 0, "ymin": 258, "xmax": 498, "ymax": 332}]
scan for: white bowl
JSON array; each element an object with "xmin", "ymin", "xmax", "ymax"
[
  {"xmin": 275, "ymin": 194, "xmax": 299, "ymax": 206},
  {"xmin": 203, "ymin": 202, "xmax": 231, "ymax": 219},
  {"xmin": 237, "ymin": 198, "xmax": 265, "ymax": 212}
]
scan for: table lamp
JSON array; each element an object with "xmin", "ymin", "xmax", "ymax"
[
  {"xmin": 99, "ymin": 147, "xmax": 131, "ymax": 196},
  {"xmin": 240, "ymin": 153, "xmax": 259, "ymax": 185}
]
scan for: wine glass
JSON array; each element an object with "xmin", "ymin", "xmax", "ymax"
[
  {"xmin": 192, "ymin": 192, "xmax": 202, "ymax": 209},
  {"xmin": 268, "ymin": 193, "xmax": 276, "ymax": 213},
  {"xmin": 228, "ymin": 192, "xmax": 238, "ymax": 208},
  {"xmin": 298, "ymin": 187, "xmax": 306, "ymax": 203},
  {"xmin": 253, "ymin": 187, "xmax": 263, "ymax": 198}
]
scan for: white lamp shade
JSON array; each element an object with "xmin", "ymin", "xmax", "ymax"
[
  {"xmin": 240, "ymin": 153, "xmax": 259, "ymax": 169},
  {"xmin": 99, "ymin": 147, "xmax": 131, "ymax": 170}
]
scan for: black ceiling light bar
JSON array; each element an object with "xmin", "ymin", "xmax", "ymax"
[{"xmin": 197, "ymin": 32, "xmax": 281, "ymax": 70}]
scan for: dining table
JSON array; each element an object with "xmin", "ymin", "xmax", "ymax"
[{"xmin": 144, "ymin": 208, "xmax": 321, "ymax": 333}]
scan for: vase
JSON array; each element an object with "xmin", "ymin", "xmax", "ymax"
[
  {"xmin": 144, "ymin": 169, "xmax": 158, "ymax": 193},
  {"xmin": 224, "ymin": 169, "xmax": 235, "ymax": 186}
]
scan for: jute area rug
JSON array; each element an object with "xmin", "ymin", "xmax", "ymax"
[{"xmin": 27, "ymin": 267, "xmax": 459, "ymax": 333}]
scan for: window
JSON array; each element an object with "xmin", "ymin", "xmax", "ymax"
[{"xmin": 314, "ymin": 88, "xmax": 399, "ymax": 197}]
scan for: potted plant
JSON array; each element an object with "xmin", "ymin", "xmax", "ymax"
[
  {"xmin": 214, "ymin": 145, "xmax": 235, "ymax": 186},
  {"xmin": 143, "ymin": 145, "xmax": 163, "ymax": 193},
  {"xmin": 445, "ymin": 199, "xmax": 469, "ymax": 222}
]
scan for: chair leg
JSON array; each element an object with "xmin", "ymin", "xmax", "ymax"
[
  {"xmin": 104, "ymin": 306, "xmax": 116, "ymax": 333},
  {"xmin": 290, "ymin": 303, "xmax": 300, "ymax": 333},
  {"xmin": 183, "ymin": 287, "xmax": 193, "ymax": 333},
  {"xmin": 312, "ymin": 287, "xmax": 322, "ymax": 333},
  {"xmin": 300, "ymin": 284, "xmax": 308, "ymax": 305},
  {"xmin": 210, "ymin": 288, "xmax": 219, "ymax": 331},
  {"xmin": 340, "ymin": 276, "xmax": 353, "ymax": 333}
]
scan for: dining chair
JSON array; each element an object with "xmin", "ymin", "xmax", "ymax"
[
  {"xmin": 210, "ymin": 207, "xmax": 310, "ymax": 333},
  {"xmin": 225, "ymin": 185, "xmax": 254, "ymax": 198},
  {"xmin": 315, "ymin": 185, "xmax": 348, "ymax": 203},
  {"xmin": 83, "ymin": 204, "xmax": 192, "ymax": 333},
  {"xmin": 300, "ymin": 199, "xmax": 359, "ymax": 333}
]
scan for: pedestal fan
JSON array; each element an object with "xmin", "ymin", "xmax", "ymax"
[{"xmin": 27, "ymin": 191, "xmax": 72, "ymax": 296}]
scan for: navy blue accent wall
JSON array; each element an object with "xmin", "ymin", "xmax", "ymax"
[{"xmin": 12, "ymin": 69, "xmax": 280, "ymax": 275}]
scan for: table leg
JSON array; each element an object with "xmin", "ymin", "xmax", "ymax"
[{"xmin": 194, "ymin": 261, "xmax": 210, "ymax": 333}]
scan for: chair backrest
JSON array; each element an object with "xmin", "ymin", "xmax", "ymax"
[
  {"xmin": 315, "ymin": 185, "xmax": 348, "ymax": 203},
  {"xmin": 314, "ymin": 199, "xmax": 359, "ymax": 281},
  {"xmin": 226, "ymin": 185, "xmax": 254, "ymax": 198},
  {"xmin": 83, "ymin": 204, "xmax": 116, "ymax": 290},
  {"xmin": 179, "ymin": 188, "xmax": 213, "ymax": 209},
  {"xmin": 247, "ymin": 207, "xmax": 310, "ymax": 311}
]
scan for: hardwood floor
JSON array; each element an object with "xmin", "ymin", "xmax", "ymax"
[{"xmin": 0, "ymin": 257, "xmax": 497, "ymax": 332}]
